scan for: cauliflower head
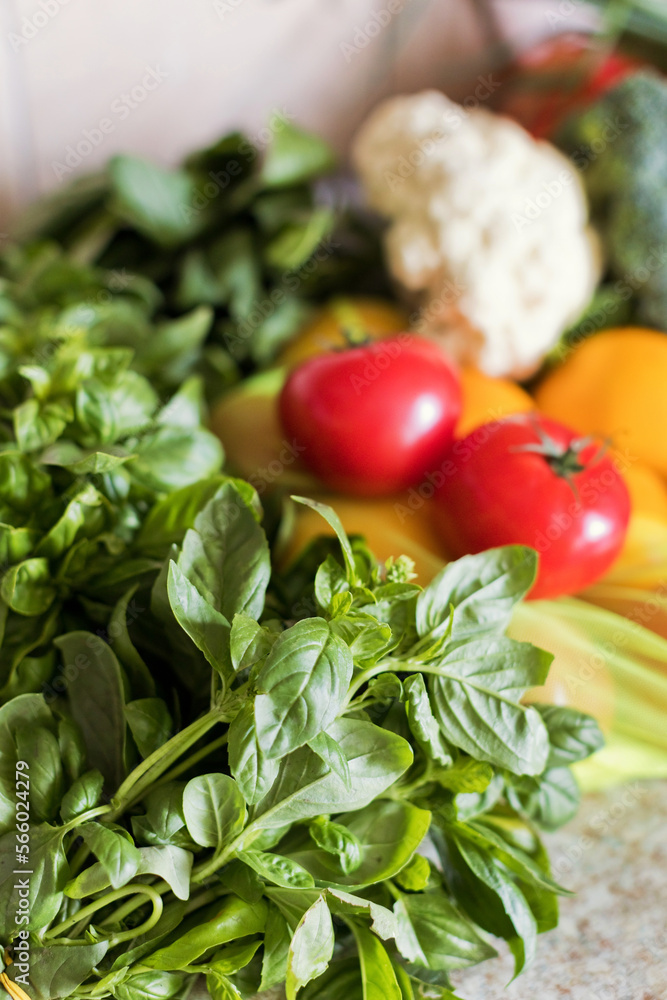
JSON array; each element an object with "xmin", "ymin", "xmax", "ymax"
[{"xmin": 352, "ymin": 90, "xmax": 600, "ymax": 377}]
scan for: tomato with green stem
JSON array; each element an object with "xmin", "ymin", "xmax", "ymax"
[{"xmin": 433, "ymin": 414, "xmax": 631, "ymax": 599}]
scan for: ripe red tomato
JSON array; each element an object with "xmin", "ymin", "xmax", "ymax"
[
  {"xmin": 432, "ymin": 414, "xmax": 630, "ymax": 600},
  {"xmin": 279, "ymin": 335, "xmax": 462, "ymax": 497},
  {"xmin": 497, "ymin": 33, "xmax": 639, "ymax": 138}
]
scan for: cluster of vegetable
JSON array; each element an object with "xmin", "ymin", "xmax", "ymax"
[
  {"xmin": 0, "ymin": 190, "xmax": 605, "ymax": 999},
  {"xmin": 0, "ymin": 473, "xmax": 604, "ymax": 1000}
]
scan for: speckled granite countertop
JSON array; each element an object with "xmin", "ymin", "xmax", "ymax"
[{"xmin": 452, "ymin": 781, "xmax": 667, "ymax": 1000}]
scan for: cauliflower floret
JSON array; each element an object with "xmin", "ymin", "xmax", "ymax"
[{"xmin": 352, "ymin": 91, "xmax": 600, "ymax": 378}]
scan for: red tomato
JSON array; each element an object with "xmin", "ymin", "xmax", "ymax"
[
  {"xmin": 279, "ymin": 336, "xmax": 462, "ymax": 497},
  {"xmin": 497, "ymin": 33, "xmax": 639, "ymax": 138},
  {"xmin": 432, "ymin": 415, "xmax": 630, "ymax": 600}
]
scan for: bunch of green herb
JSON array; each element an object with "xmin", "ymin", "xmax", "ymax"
[
  {"xmin": 0, "ymin": 487, "xmax": 603, "ymax": 1000},
  {"xmin": 6, "ymin": 118, "xmax": 385, "ymax": 388},
  {"xmin": 0, "ymin": 295, "xmax": 234, "ymax": 702}
]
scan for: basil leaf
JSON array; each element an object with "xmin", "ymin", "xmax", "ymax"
[
  {"xmin": 348, "ymin": 921, "xmax": 402, "ymax": 1000},
  {"xmin": 143, "ymin": 895, "xmax": 267, "ymax": 970},
  {"xmin": 260, "ymin": 904, "xmax": 292, "ymax": 991},
  {"xmin": 228, "ymin": 702, "xmax": 279, "ymax": 807},
  {"xmin": 1, "ymin": 558, "xmax": 57, "ymax": 616},
  {"xmin": 261, "ymin": 121, "xmax": 335, "ymax": 189},
  {"xmin": 13, "ymin": 398, "xmax": 70, "ymax": 453},
  {"xmin": 15, "ymin": 726, "xmax": 63, "ymax": 822},
  {"xmin": 78, "ymin": 822, "xmax": 142, "ymax": 889},
  {"xmin": 308, "ymin": 816, "xmax": 361, "ymax": 875},
  {"xmin": 403, "ymin": 674, "xmax": 453, "ymax": 768},
  {"xmin": 206, "ymin": 974, "xmax": 243, "ymax": 1000},
  {"xmin": 285, "ymin": 799, "xmax": 430, "ymax": 888},
  {"xmin": 55, "ymin": 631, "xmax": 127, "ymax": 791},
  {"xmin": 255, "ymin": 618, "xmax": 353, "ymax": 760},
  {"xmin": 133, "ymin": 476, "xmax": 227, "ymax": 558},
  {"xmin": 394, "ymin": 854, "xmax": 431, "ymax": 892},
  {"xmin": 291, "ymin": 497, "xmax": 357, "ymax": 582},
  {"xmin": 238, "ymin": 851, "xmax": 314, "ymax": 889},
  {"xmin": 220, "ymin": 859, "xmax": 264, "ymax": 904},
  {"xmin": 394, "ymin": 892, "xmax": 496, "ymax": 971},
  {"xmin": 131, "ymin": 783, "xmax": 189, "ymax": 848},
  {"xmin": 167, "ymin": 561, "xmax": 231, "ymax": 676},
  {"xmin": 109, "ymin": 155, "xmax": 198, "ymax": 246},
  {"xmin": 249, "ymin": 719, "xmax": 413, "ymax": 837},
  {"xmin": 298, "ymin": 959, "xmax": 363, "ymax": 1000},
  {"xmin": 129, "ymin": 425, "xmax": 223, "ymax": 493},
  {"xmin": 0, "ymin": 824, "xmax": 69, "ymax": 937},
  {"xmin": 230, "ymin": 612, "xmax": 277, "ymax": 673},
  {"xmin": 178, "ymin": 482, "xmax": 270, "ymax": 623},
  {"xmin": 460, "ymin": 819, "xmax": 569, "ymax": 896},
  {"xmin": 108, "ymin": 587, "xmax": 155, "ymax": 699},
  {"xmin": 428, "ymin": 638, "xmax": 551, "ymax": 775},
  {"xmin": 286, "ymin": 896, "xmax": 335, "ymax": 1000},
  {"xmin": 0, "ymin": 695, "xmax": 55, "ymax": 832},
  {"xmin": 114, "ymin": 971, "xmax": 185, "ymax": 1000},
  {"xmin": 183, "ymin": 773, "xmax": 246, "ymax": 849},
  {"xmin": 447, "ymin": 836, "xmax": 537, "ymax": 977},
  {"xmin": 533, "ymin": 704, "xmax": 605, "ymax": 767},
  {"xmin": 416, "ymin": 547, "xmax": 537, "ymax": 642},
  {"xmin": 60, "ymin": 769, "xmax": 104, "ymax": 823},
  {"xmin": 135, "ymin": 845, "xmax": 194, "ymax": 901},
  {"xmin": 125, "ymin": 698, "xmax": 173, "ymax": 759},
  {"xmin": 22, "ymin": 941, "xmax": 109, "ymax": 1000},
  {"xmin": 507, "ymin": 767, "xmax": 581, "ymax": 832}
]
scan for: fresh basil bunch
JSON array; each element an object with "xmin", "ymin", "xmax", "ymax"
[
  {"xmin": 0, "ymin": 484, "xmax": 603, "ymax": 1000},
  {"xmin": 0, "ymin": 299, "xmax": 233, "ymax": 702}
]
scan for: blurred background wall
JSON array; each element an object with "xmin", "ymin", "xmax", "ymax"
[{"xmin": 0, "ymin": 0, "xmax": 595, "ymax": 225}]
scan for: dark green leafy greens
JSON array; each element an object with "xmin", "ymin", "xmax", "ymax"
[
  {"xmin": 3, "ymin": 120, "xmax": 386, "ymax": 395},
  {"xmin": 0, "ymin": 480, "xmax": 603, "ymax": 1000}
]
